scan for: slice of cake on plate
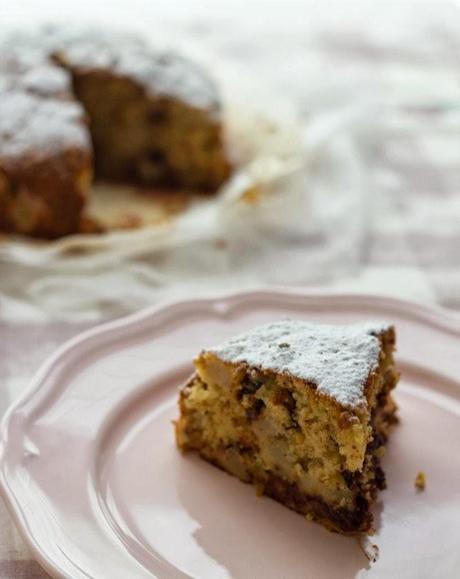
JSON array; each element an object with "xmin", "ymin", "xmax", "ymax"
[{"xmin": 175, "ymin": 320, "xmax": 399, "ymax": 534}]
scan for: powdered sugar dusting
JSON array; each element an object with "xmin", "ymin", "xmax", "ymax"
[
  {"xmin": 17, "ymin": 64, "xmax": 71, "ymax": 98},
  {"xmin": 210, "ymin": 320, "xmax": 390, "ymax": 407},
  {"xmin": 0, "ymin": 47, "xmax": 71, "ymax": 98},
  {"xmin": 0, "ymin": 89, "xmax": 89, "ymax": 163}
]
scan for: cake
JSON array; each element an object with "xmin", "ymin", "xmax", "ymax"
[
  {"xmin": 0, "ymin": 29, "xmax": 231, "ymax": 238},
  {"xmin": 175, "ymin": 320, "xmax": 399, "ymax": 534}
]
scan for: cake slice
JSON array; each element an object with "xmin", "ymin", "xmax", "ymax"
[{"xmin": 175, "ymin": 320, "xmax": 399, "ymax": 534}]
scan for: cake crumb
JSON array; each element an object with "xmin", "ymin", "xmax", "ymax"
[{"xmin": 415, "ymin": 471, "xmax": 426, "ymax": 491}]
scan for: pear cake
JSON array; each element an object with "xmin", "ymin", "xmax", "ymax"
[
  {"xmin": 0, "ymin": 30, "xmax": 230, "ymax": 238},
  {"xmin": 175, "ymin": 320, "xmax": 399, "ymax": 534}
]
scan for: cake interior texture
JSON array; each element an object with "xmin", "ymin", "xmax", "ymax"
[
  {"xmin": 176, "ymin": 321, "xmax": 399, "ymax": 534},
  {"xmin": 68, "ymin": 66, "xmax": 229, "ymax": 190}
]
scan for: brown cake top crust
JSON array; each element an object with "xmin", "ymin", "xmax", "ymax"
[{"xmin": 208, "ymin": 320, "xmax": 391, "ymax": 408}]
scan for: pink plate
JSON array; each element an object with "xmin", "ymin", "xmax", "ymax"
[{"xmin": 1, "ymin": 291, "xmax": 460, "ymax": 578}]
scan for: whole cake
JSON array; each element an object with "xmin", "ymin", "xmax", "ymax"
[
  {"xmin": 176, "ymin": 320, "xmax": 399, "ymax": 534},
  {"xmin": 0, "ymin": 29, "xmax": 231, "ymax": 238}
]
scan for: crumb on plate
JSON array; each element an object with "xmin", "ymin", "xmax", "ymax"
[{"xmin": 415, "ymin": 471, "xmax": 426, "ymax": 491}]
